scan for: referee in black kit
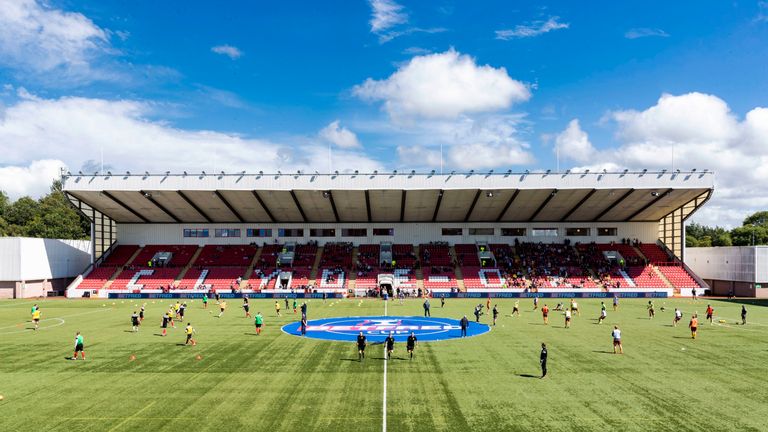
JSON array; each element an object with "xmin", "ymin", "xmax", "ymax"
[{"xmin": 540, "ymin": 343, "xmax": 548, "ymax": 379}]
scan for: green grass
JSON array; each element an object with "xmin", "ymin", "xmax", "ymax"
[{"xmin": 1, "ymin": 297, "xmax": 767, "ymax": 431}]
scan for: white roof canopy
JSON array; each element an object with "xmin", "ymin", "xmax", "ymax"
[{"xmin": 63, "ymin": 171, "xmax": 714, "ymax": 224}]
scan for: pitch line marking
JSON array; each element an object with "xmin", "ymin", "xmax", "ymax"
[
  {"xmin": 0, "ymin": 318, "xmax": 65, "ymax": 334},
  {"xmin": 383, "ymin": 298, "xmax": 388, "ymax": 432},
  {"xmin": 107, "ymin": 400, "xmax": 157, "ymax": 432}
]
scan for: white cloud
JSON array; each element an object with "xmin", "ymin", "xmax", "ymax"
[
  {"xmin": 495, "ymin": 16, "xmax": 569, "ymax": 40},
  {"xmin": 392, "ymin": 114, "xmax": 535, "ymax": 170},
  {"xmin": 211, "ymin": 45, "xmax": 242, "ymax": 59},
  {"xmin": 0, "ymin": 159, "xmax": 64, "ymax": 200},
  {"xmin": 625, "ymin": 28, "xmax": 670, "ymax": 39},
  {"xmin": 756, "ymin": 1, "xmax": 768, "ymax": 22},
  {"xmin": 402, "ymin": 47, "xmax": 432, "ymax": 55},
  {"xmin": 396, "ymin": 145, "xmax": 442, "ymax": 167},
  {"xmin": 319, "ymin": 120, "xmax": 361, "ymax": 148},
  {"xmin": 554, "ymin": 119, "xmax": 595, "ymax": 163},
  {"xmin": 0, "ymin": 0, "xmax": 109, "ymax": 77},
  {"xmin": 561, "ymin": 92, "xmax": 768, "ymax": 227},
  {"xmin": 354, "ymin": 49, "xmax": 530, "ymax": 120},
  {"xmin": 369, "ymin": 0, "xmax": 408, "ymax": 33},
  {"xmin": 0, "ymin": 94, "xmax": 381, "ymax": 199}
]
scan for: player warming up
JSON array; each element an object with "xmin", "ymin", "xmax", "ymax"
[
  {"xmin": 612, "ymin": 326, "xmax": 623, "ymax": 354},
  {"xmin": 32, "ymin": 307, "xmax": 41, "ymax": 330},
  {"xmin": 689, "ymin": 314, "xmax": 698, "ymax": 339},
  {"xmin": 647, "ymin": 301, "xmax": 655, "ymax": 319},
  {"xmin": 407, "ymin": 332, "xmax": 417, "ymax": 360},
  {"xmin": 131, "ymin": 311, "xmax": 140, "ymax": 332},
  {"xmin": 541, "ymin": 304, "xmax": 549, "ymax": 325},
  {"xmin": 706, "ymin": 304, "xmax": 714, "ymax": 325},
  {"xmin": 673, "ymin": 308, "xmax": 682, "ymax": 327},
  {"xmin": 243, "ymin": 296, "xmax": 251, "ymax": 318},
  {"xmin": 275, "ymin": 301, "xmax": 282, "ymax": 317},
  {"xmin": 218, "ymin": 300, "xmax": 227, "ymax": 318},
  {"xmin": 184, "ymin": 323, "xmax": 197, "ymax": 346},
  {"xmin": 71, "ymin": 331, "xmax": 85, "ymax": 360},
  {"xmin": 161, "ymin": 312, "xmax": 171, "ymax": 336},
  {"xmin": 564, "ymin": 308, "xmax": 571, "ymax": 328},
  {"xmin": 598, "ymin": 305, "xmax": 607, "ymax": 324},
  {"xmin": 254, "ymin": 312, "xmax": 263, "ymax": 335},
  {"xmin": 613, "ymin": 295, "xmax": 619, "ymax": 311},
  {"xmin": 357, "ymin": 332, "xmax": 367, "ymax": 361},
  {"xmin": 512, "ymin": 300, "xmax": 520, "ymax": 316},
  {"xmin": 492, "ymin": 305, "xmax": 499, "ymax": 326}
]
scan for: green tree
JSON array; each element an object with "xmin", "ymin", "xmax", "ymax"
[
  {"xmin": 0, "ymin": 181, "xmax": 89, "ymax": 240},
  {"xmin": 5, "ymin": 196, "xmax": 40, "ymax": 228},
  {"xmin": 713, "ymin": 232, "xmax": 732, "ymax": 246},
  {"xmin": 731, "ymin": 226, "xmax": 768, "ymax": 246},
  {"xmin": 0, "ymin": 191, "xmax": 9, "ymax": 216},
  {"xmin": 698, "ymin": 236, "xmax": 713, "ymax": 247},
  {"xmin": 743, "ymin": 211, "xmax": 768, "ymax": 228},
  {"xmin": 686, "ymin": 235, "xmax": 699, "ymax": 247}
]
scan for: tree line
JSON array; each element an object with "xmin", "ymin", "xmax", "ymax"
[
  {"xmin": 0, "ymin": 181, "xmax": 90, "ymax": 239},
  {"xmin": 686, "ymin": 211, "xmax": 768, "ymax": 247}
]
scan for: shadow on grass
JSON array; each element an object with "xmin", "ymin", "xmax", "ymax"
[
  {"xmin": 339, "ymin": 358, "xmax": 361, "ymax": 362},
  {"xmin": 518, "ymin": 374, "xmax": 539, "ymax": 378},
  {"xmin": 592, "ymin": 350, "xmax": 614, "ymax": 354},
  {"xmin": 673, "ymin": 336, "xmax": 693, "ymax": 339}
]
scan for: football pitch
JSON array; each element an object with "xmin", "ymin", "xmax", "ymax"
[{"xmin": 1, "ymin": 297, "xmax": 767, "ymax": 432}]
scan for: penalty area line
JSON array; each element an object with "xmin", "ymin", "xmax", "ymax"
[{"xmin": 383, "ymin": 298, "xmax": 387, "ymax": 432}]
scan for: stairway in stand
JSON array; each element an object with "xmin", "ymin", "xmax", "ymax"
[
  {"xmin": 413, "ymin": 245, "xmax": 425, "ymax": 292},
  {"xmin": 449, "ymin": 245, "xmax": 466, "ymax": 292},
  {"xmin": 308, "ymin": 246, "xmax": 324, "ymax": 287},
  {"xmin": 174, "ymin": 246, "xmax": 204, "ymax": 288},
  {"xmin": 347, "ymin": 246, "xmax": 359, "ymax": 290},
  {"xmin": 240, "ymin": 246, "xmax": 264, "ymax": 289},
  {"xmin": 652, "ymin": 266, "xmax": 677, "ymax": 293},
  {"xmin": 102, "ymin": 245, "xmax": 143, "ymax": 289}
]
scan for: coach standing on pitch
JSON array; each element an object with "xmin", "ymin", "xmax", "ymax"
[
  {"xmin": 460, "ymin": 315, "xmax": 469, "ymax": 337},
  {"xmin": 423, "ymin": 298, "xmax": 431, "ymax": 317},
  {"xmin": 540, "ymin": 343, "xmax": 548, "ymax": 378}
]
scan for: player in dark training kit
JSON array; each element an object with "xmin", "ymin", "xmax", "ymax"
[
  {"xmin": 131, "ymin": 311, "xmax": 140, "ymax": 332},
  {"xmin": 161, "ymin": 312, "xmax": 171, "ymax": 336},
  {"xmin": 385, "ymin": 332, "xmax": 395, "ymax": 360},
  {"xmin": 243, "ymin": 296, "xmax": 251, "ymax": 318},
  {"xmin": 357, "ymin": 332, "xmax": 367, "ymax": 361},
  {"xmin": 540, "ymin": 343, "xmax": 548, "ymax": 378},
  {"xmin": 406, "ymin": 332, "xmax": 417, "ymax": 360}
]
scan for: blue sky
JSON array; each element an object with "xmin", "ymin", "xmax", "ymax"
[{"xmin": 1, "ymin": 0, "xmax": 767, "ymax": 227}]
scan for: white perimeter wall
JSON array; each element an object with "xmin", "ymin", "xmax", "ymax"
[
  {"xmin": 685, "ymin": 246, "xmax": 768, "ymax": 284},
  {"xmin": 0, "ymin": 237, "xmax": 92, "ymax": 281},
  {"xmin": 117, "ymin": 222, "xmax": 659, "ymax": 247}
]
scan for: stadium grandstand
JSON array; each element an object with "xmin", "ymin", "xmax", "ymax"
[{"xmin": 61, "ymin": 170, "xmax": 714, "ymax": 299}]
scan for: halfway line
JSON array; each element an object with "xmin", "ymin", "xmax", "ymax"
[{"xmin": 383, "ymin": 298, "xmax": 388, "ymax": 432}]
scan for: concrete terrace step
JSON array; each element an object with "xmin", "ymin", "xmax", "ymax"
[
  {"xmin": 241, "ymin": 246, "xmax": 264, "ymax": 289},
  {"xmin": 102, "ymin": 245, "xmax": 144, "ymax": 289},
  {"xmin": 309, "ymin": 246, "xmax": 324, "ymax": 286},
  {"xmin": 174, "ymin": 246, "xmax": 204, "ymax": 287}
]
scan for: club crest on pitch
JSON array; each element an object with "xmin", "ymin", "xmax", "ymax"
[{"xmin": 282, "ymin": 316, "xmax": 490, "ymax": 342}]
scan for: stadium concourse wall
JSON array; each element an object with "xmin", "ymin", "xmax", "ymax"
[
  {"xmin": 0, "ymin": 237, "xmax": 91, "ymax": 299},
  {"xmin": 116, "ymin": 221, "xmax": 660, "ymax": 246},
  {"xmin": 685, "ymin": 246, "xmax": 768, "ymax": 297}
]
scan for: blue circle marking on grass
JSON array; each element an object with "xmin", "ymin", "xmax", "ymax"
[{"xmin": 281, "ymin": 316, "xmax": 490, "ymax": 342}]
